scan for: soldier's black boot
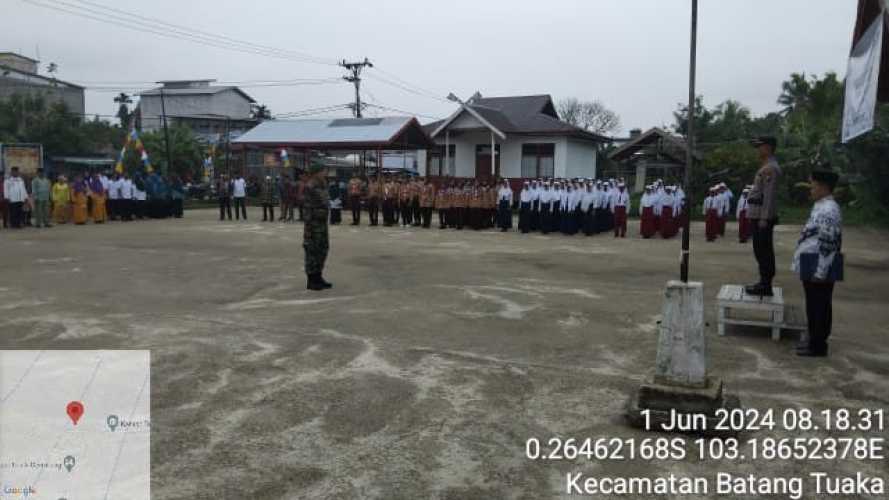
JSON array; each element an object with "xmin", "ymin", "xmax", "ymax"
[
  {"xmin": 319, "ymin": 275, "xmax": 333, "ymax": 289},
  {"xmin": 307, "ymin": 274, "xmax": 325, "ymax": 291}
]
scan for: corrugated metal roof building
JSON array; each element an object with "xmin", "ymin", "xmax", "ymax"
[{"xmin": 229, "ymin": 116, "xmax": 434, "ymax": 178}]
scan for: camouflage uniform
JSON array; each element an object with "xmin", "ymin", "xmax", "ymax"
[{"xmin": 303, "ymin": 175, "xmax": 330, "ymax": 275}]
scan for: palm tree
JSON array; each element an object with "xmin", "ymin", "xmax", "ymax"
[
  {"xmin": 777, "ymin": 73, "xmax": 811, "ymax": 115},
  {"xmin": 114, "ymin": 92, "xmax": 133, "ymax": 128}
]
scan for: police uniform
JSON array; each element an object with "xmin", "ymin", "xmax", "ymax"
[{"xmin": 746, "ymin": 136, "xmax": 781, "ymax": 295}]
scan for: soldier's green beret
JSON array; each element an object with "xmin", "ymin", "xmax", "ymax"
[{"xmin": 307, "ymin": 155, "xmax": 326, "ymax": 173}]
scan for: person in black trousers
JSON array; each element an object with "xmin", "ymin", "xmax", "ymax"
[
  {"xmin": 793, "ymin": 169, "xmax": 842, "ymax": 357},
  {"xmin": 746, "ymin": 136, "xmax": 780, "ymax": 297},
  {"xmin": 216, "ymin": 175, "xmax": 232, "ymax": 220}
]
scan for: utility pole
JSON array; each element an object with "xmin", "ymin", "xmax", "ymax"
[
  {"xmin": 159, "ymin": 87, "xmax": 173, "ymax": 177},
  {"xmin": 340, "ymin": 58, "xmax": 373, "ymax": 118},
  {"xmin": 680, "ymin": 0, "xmax": 698, "ymax": 283},
  {"xmin": 223, "ymin": 116, "xmax": 231, "ymax": 178}
]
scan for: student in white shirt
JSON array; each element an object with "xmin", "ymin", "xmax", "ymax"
[
  {"xmin": 3, "ymin": 167, "xmax": 29, "ymax": 228},
  {"xmin": 107, "ymin": 173, "xmax": 122, "ymax": 221},
  {"xmin": 580, "ymin": 182, "xmax": 596, "ymax": 236},
  {"xmin": 659, "ymin": 186, "xmax": 678, "ymax": 239},
  {"xmin": 736, "ymin": 187, "xmax": 751, "ymax": 243},
  {"xmin": 703, "ymin": 186, "xmax": 718, "ymax": 241},
  {"xmin": 539, "ymin": 182, "xmax": 553, "ymax": 234},
  {"xmin": 133, "ymin": 175, "xmax": 148, "ymax": 220},
  {"xmin": 497, "ymin": 179, "xmax": 513, "ymax": 232},
  {"xmin": 232, "ymin": 175, "xmax": 247, "ymax": 220},
  {"xmin": 533, "ymin": 180, "xmax": 544, "ymax": 232},
  {"xmin": 611, "ymin": 182, "xmax": 630, "ymax": 238},
  {"xmin": 518, "ymin": 181, "xmax": 532, "ymax": 234},
  {"xmin": 119, "ymin": 174, "xmax": 134, "ymax": 221},
  {"xmin": 639, "ymin": 185, "xmax": 657, "ymax": 238}
]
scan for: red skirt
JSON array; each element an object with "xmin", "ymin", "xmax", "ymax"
[
  {"xmin": 640, "ymin": 206, "xmax": 656, "ymax": 238},
  {"xmin": 705, "ymin": 209, "xmax": 718, "ymax": 241},
  {"xmin": 738, "ymin": 209, "xmax": 751, "ymax": 242},
  {"xmin": 660, "ymin": 206, "xmax": 677, "ymax": 238}
]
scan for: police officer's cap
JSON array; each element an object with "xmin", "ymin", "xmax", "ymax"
[
  {"xmin": 750, "ymin": 136, "xmax": 777, "ymax": 150},
  {"xmin": 307, "ymin": 155, "xmax": 326, "ymax": 173}
]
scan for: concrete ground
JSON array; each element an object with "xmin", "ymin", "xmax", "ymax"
[{"xmin": 2, "ymin": 207, "xmax": 888, "ymax": 499}]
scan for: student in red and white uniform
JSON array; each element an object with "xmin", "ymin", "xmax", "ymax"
[
  {"xmin": 703, "ymin": 186, "xmax": 719, "ymax": 242},
  {"xmin": 610, "ymin": 182, "xmax": 630, "ymax": 238},
  {"xmin": 660, "ymin": 186, "xmax": 678, "ymax": 239},
  {"xmin": 639, "ymin": 185, "xmax": 657, "ymax": 238},
  {"xmin": 736, "ymin": 186, "xmax": 751, "ymax": 243}
]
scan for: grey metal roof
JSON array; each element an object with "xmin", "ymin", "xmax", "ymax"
[
  {"xmin": 0, "ymin": 67, "xmax": 84, "ymax": 89},
  {"xmin": 233, "ymin": 116, "xmax": 417, "ymax": 145},
  {"xmin": 424, "ymin": 94, "xmax": 610, "ymax": 143},
  {"xmin": 139, "ymin": 86, "xmax": 256, "ymax": 103},
  {"xmin": 607, "ymin": 127, "xmax": 701, "ymax": 162}
]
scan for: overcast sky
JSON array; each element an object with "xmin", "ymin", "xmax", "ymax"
[{"xmin": 4, "ymin": 0, "xmax": 857, "ymax": 134}]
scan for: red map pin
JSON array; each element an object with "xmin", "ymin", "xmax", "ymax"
[{"xmin": 66, "ymin": 401, "xmax": 84, "ymax": 425}]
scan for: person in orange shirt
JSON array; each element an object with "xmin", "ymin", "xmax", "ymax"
[
  {"xmin": 89, "ymin": 172, "xmax": 107, "ymax": 223},
  {"xmin": 347, "ymin": 174, "xmax": 365, "ymax": 225},
  {"xmin": 71, "ymin": 174, "xmax": 89, "ymax": 225},
  {"xmin": 399, "ymin": 178, "xmax": 412, "ymax": 227},
  {"xmin": 367, "ymin": 177, "xmax": 381, "ymax": 226},
  {"xmin": 435, "ymin": 181, "xmax": 449, "ymax": 229},
  {"xmin": 419, "ymin": 178, "xmax": 435, "ymax": 228}
]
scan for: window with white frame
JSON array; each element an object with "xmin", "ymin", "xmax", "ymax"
[{"xmin": 521, "ymin": 143, "xmax": 555, "ymax": 178}]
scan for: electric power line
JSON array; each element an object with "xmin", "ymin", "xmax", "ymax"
[
  {"xmin": 274, "ymin": 104, "xmax": 354, "ymax": 119},
  {"xmin": 364, "ymin": 103, "xmax": 442, "ymax": 121},
  {"xmin": 372, "ymin": 66, "xmax": 448, "ymax": 103},
  {"xmin": 71, "ymin": 0, "xmax": 335, "ymax": 65},
  {"xmin": 365, "ymin": 73, "xmax": 449, "ymax": 104},
  {"xmin": 23, "ymin": 0, "xmax": 339, "ymax": 66},
  {"xmin": 20, "ymin": 0, "xmax": 457, "ymax": 117}
]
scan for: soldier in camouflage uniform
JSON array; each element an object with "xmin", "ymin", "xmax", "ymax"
[{"xmin": 303, "ymin": 159, "xmax": 332, "ymax": 291}]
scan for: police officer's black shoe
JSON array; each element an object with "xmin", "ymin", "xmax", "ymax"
[
  {"xmin": 307, "ymin": 274, "xmax": 325, "ymax": 291},
  {"xmin": 745, "ymin": 283, "xmax": 774, "ymax": 297},
  {"xmin": 796, "ymin": 347, "xmax": 827, "ymax": 357}
]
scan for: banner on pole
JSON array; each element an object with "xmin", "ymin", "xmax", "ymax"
[{"xmin": 843, "ymin": 13, "xmax": 885, "ymax": 143}]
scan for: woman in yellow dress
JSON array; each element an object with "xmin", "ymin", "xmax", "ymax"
[
  {"xmin": 51, "ymin": 175, "xmax": 71, "ymax": 224},
  {"xmin": 89, "ymin": 173, "xmax": 107, "ymax": 223},
  {"xmin": 71, "ymin": 174, "xmax": 89, "ymax": 225}
]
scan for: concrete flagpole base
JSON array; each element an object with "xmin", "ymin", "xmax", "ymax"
[{"xmin": 626, "ymin": 280, "xmax": 741, "ymax": 436}]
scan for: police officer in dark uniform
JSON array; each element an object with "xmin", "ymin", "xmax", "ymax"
[
  {"xmin": 745, "ymin": 136, "xmax": 781, "ymax": 296},
  {"xmin": 303, "ymin": 157, "xmax": 333, "ymax": 291}
]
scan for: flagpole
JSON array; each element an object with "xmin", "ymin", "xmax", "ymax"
[
  {"xmin": 680, "ymin": 0, "xmax": 698, "ymax": 283},
  {"xmin": 160, "ymin": 87, "xmax": 173, "ymax": 177}
]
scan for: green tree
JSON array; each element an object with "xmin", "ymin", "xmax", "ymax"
[
  {"xmin": 139, "ymin": 124, "xmax": 204, "ymax": 178},
  {"xmin": 778, "ymin": 72, "xmax": 812, "ymax": 115},
  {"xmin": 114, "ymin": 92, "xmax": 133, "ymax": 128},
  {"xmin": 0, "ymin": 92, "xmax": 124, "ymax": 157},
  {"xmin": 672, "ymin": 95, "xmax": 716, "ymax": 141}
]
